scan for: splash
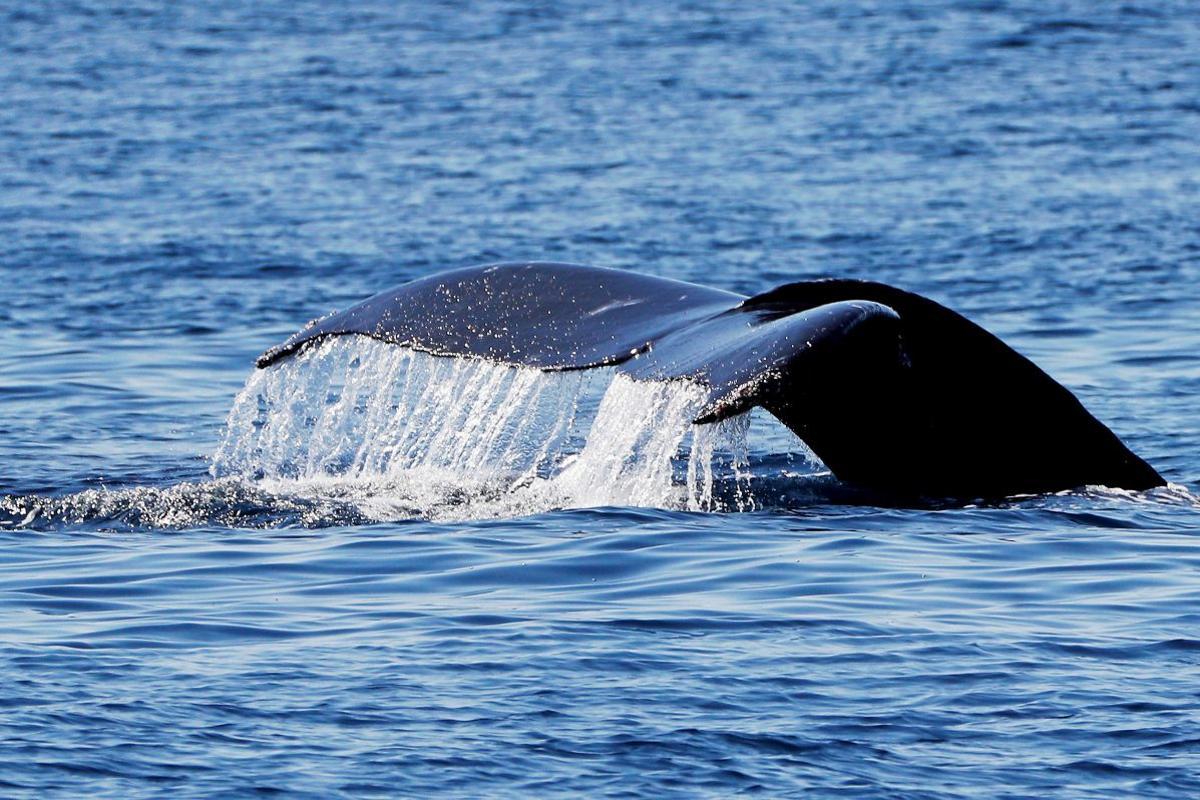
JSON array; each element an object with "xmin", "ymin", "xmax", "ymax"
[{"xmin": 209, "ymin": 337, "xmax": 757, "ymax": 520}]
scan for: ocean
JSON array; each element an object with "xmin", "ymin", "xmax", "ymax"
[{"xmin": 2, "ymin": 1, "xmax": 1199, "ymax": 796}]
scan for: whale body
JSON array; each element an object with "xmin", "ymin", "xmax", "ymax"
[{"xmin": 258, "ymin": 262, "xmax": 1163, "ymax": 499}]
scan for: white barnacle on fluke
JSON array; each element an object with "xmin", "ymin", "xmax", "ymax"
[{"xmin": 248, "ymin": 262, "xmax": 1163, "ymax": 502}]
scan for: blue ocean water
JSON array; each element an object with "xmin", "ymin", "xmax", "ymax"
[{"xmin": 3, "ymin": 0, "xmax": 1200, "ymax": 796}]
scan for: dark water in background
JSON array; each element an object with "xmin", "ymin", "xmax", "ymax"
[{"xmin": 3, "ymin": 1, "xmax": 1200, "ymax": 796}]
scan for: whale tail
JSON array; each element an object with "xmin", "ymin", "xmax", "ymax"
[{"xmin": 257, "ymin": 262, "xmax": 1164, "ymax": 499}]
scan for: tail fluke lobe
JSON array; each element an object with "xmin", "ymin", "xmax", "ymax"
[
  {"xmin": 255, "ymin": 261, "xmax": 738, "ymax": 370},
  {"xmin": 726, "ymin": 279, "xmax": 1164, "ymax": 496}
]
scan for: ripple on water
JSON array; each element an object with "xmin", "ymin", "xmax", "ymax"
[{"xmin": 2, "ymin": 0, "xmax": 1200, "ymax": 797}]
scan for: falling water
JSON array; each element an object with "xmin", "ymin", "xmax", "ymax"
[{"xmin": 210, "ymin": 337, "xmax": 756, "ymax": 520}]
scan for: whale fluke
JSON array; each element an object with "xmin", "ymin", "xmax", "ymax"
[{"xmin": 257, "ymin": 262, "xmax": 1164, "ymax": 499}]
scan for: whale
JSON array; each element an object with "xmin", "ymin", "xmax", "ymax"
[{"xmin": 257, "ymin": 262, "xmax": 1164, "ymax": 499}]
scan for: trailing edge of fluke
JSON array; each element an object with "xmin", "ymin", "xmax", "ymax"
[{"xmin": 257, "ymin": 262, "xmax": 1164, "ymax": 500}]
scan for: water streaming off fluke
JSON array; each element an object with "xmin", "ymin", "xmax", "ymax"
[{"xmin": 211, "ymin": 337, "xmax": 763, "ymax": 520}]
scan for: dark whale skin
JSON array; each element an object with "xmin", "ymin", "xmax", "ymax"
[{"xmin": 258, "ymin": 262, "xmax": 1164, "ymax": 500}]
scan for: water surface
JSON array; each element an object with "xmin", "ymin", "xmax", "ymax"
[{"xmin": 2, "ymin": 1, "xmax": 1200, "ymax": 797}]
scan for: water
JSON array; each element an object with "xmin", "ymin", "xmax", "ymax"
[
  {"xmin": 2, "ymin": 0, "xmax": 1200, "ymax": 796},
  {"xmin": 207, "ymin": 337, "xmax": 761, "ymax": 519}
]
